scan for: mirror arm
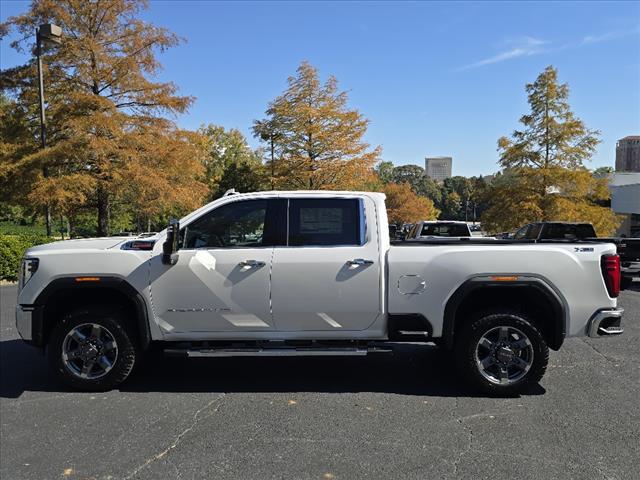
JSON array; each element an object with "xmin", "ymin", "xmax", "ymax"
[{"xmin": 161, "ymin": 219, "xmax": 180, "ymax": 265}]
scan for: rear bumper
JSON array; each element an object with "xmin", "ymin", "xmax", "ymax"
[{"xmin": 587, "ymin": 308, "xmax": 624, "ymax": 338}]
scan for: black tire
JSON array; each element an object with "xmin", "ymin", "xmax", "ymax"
[
  {"xmin": 620, "ymin": 276, "xmax": 632, "ymax": 290},
  {"xmin": 454, "ymin": 310, "xmax": 549, "ymax": 396},
  {"xmin": 47, "ymin": 307, "xmax": 137, "ymax": 391}
]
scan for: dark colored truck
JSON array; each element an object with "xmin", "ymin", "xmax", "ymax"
[{"xmin": 513, "ymin": 222, "xmax": 640, "ymax": 289}]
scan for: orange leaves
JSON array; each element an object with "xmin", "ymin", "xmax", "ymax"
[
  {"xmin": 256, "ymin": 62, "xmax": 381, "ymax": 190},
  {"xmin": 383, "ymin": 182, "xmax": 439, "ymax": 225},
  {"xmin": 481, "ymin": 167, "xmax": 621, "ymax": 236},
  {"xmin": 2, "ymin": 0, "xmax": 202, "ymax": 234},
  {"xmin": 27, "ymin": 173, "xmax": 95, "ymax": 215}
]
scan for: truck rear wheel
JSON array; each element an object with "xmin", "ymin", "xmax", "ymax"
[
  {"xmin": 454, "ymin": 310, "xmax": 549, "ymax": 396},
  {"xmin": 47, "ymin": 307, "xmax": 137, "ymax": 391}
]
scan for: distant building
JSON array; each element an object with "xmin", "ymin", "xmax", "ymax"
[
  {"xmin": 608, "ymin": 173, "xmax": 640, "ymax": 237},
  {"xmin": 424, "ymin": 156, "xmax": 452, "ymax": 182},
  {"xmin": 615, "ymin": 136, "xmax": 640, "ymax": 172}
]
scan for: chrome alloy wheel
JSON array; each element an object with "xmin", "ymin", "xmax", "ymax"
[
  {"xmin": 474, "ymin": 326, "xmax": 534, "ymax": 385},
  {"xmin": 61, "ymin": 323, "xmax": 118, "ymax": 379}
]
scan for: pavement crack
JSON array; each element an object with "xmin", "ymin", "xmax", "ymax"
[
  {"xmin": 451, "ymin": 397, "xmax": 474, "ymax": 478},
  {"xmin": 124, "ymin": 394, "xmax": 226, "ymax": 479},
  {"xmin": 580, "ymin": 338, "xmax": 618, "ymax": 364}
]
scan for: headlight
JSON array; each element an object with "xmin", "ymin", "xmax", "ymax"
[{"xmin": 20, "ymin": 257, "xmax": 39, "ymax": 289}]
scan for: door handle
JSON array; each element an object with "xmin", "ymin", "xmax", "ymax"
[
  {"xmin": 347, "ymin": 258, "xmax": 374, "ymax": 266},
  {"xmin": 239, "ymin": 260, "xmax": 265, "ymax": 268}
]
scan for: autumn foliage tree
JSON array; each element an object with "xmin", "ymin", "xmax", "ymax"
[
  {"xmin": 383, "ymin": 182, "xmax": 439, "ymax": 225},
  {"xmin": 1, "ymin": 0, "xmax": 206, "ymax": 235},
  {"xmin": 484, "ymin": 66, "xmax": 619, "ymax": 235},
  {"xmin": 254, "ymin": 62, "xmax": 381, "ymax": 190}
]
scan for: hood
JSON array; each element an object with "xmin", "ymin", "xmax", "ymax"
[{"xmin": 26, "ymin": 237, "xmax": 132, "ymax": 255}]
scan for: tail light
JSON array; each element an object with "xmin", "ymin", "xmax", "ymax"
[{"xmin": 601, "ymin": 254, "xmax": 621, "ymax": 298}]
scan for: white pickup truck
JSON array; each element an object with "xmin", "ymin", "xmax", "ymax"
[{"xmin": 16, "ymin": 191, "xmax": 624, "ymax": 395}]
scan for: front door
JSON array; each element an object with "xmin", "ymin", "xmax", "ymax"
[
  {"xmin": 149, "ymin": 199, "xmax": 284, "ymax": 334},
  {"xmin": 271, "ymin": 197, "xmax": 382, "ymax": 331}
]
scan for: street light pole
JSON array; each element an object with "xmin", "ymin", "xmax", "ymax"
[
  {"xmin": 35, "ymin": 26, "xmax": 51, "ymax": 236},
  {"xmin": 35, "ymin": 24, "xmax": 61, "ymax": 237}
]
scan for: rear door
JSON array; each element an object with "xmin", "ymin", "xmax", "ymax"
[{"xmin": 271, "ymin": 196, "xmax": 382, "ymax": 331}]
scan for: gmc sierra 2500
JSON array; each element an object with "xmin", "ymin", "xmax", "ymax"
[{"xmin": 16, "ymin": 191, "xmax": 624, "ymax": 395}]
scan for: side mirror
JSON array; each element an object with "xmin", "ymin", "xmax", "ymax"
[{"xmin": 162, "ymin": 219, "xmax": 180, "ymax": 265}]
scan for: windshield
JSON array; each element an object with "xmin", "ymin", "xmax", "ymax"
[{"xmin": 420, "ymin": 223, "xmax": 470, "ymax": 237}]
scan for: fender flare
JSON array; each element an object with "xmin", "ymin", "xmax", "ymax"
[
  {"xmin": 442, "ymin": 275, "xmax": 568, "ymax": 350},
  {"xmin": 30, "ymin": 276, "xmax": 151, "ymax": 350}
]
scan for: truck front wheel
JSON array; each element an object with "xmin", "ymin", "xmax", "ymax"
[
  {"xmin": 454, "ymin": 310, "xmax": 549, "ymax": 396},
  {"xmin": 47, "ymin": 307, "xmax": 137, "ymax": 391}
]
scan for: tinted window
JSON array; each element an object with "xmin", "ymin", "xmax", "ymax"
[
  {"xmin": 514, "ymin": 225, "xmax": 530, "ymax": 240},
  {"xmin": 420, "ymin": 223, "xmax": 470, "ymax": 237},
  {"xmin": 183, "ymin": 200, "xmax": 284, "ymax": 249},
  {"xmin": 526, "ymin": 223, "xmax": 542, "ymax": 239},
  {"xmin": 288, "ymin": 199, "xmax": 363, "ymax": 246},
  {"xmin": 545, "ymin": 223, "xmax": 596, "ymax": 240}
]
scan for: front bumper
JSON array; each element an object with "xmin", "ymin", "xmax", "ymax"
[
  {"xmin": 16, "ymin": 305, "xmax": 33, "ymax": 341},
  {"xmin": 587, "ymin": 308, "xmax": 624, "ymax": 338},
  {"xmin": 16, "ymin": 304, "xmax": 44, "ymax": 345}
]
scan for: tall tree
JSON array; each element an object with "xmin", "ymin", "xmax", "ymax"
[
  {"xmin": 1, "ymin": 0, "xmax": 206, "ymax": 235},
  {"xmin": 0, "ymin": 94, "xmax": 38, "ymax": 211},
  {"xmin": 484, "ymin": 66, "xmax": 618, "ymax": 234},
  {"xmin": 255, "ymin": 61, "xmax": 381, "ymax": 190},
  {"xmin": 498, "ymin": 66, "xmax": 600, "ymax": 171},
  {"xmin": 252, "ymin": 118, "xmax": 283, "ymax": 189},
  {"xmin": 497, "ymin": 65, "xmax": 600, "ymax": 211}
]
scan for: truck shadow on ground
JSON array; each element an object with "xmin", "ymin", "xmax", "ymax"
[{"xmin": 0, "ymin": 340, "xmax": 545, "ymax": 399}]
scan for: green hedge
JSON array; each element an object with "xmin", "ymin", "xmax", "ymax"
[{"xmin": 0, "ymin": 234, "xmax": 54, "ymax": 281}]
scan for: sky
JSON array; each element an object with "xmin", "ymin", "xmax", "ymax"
[{"xmin": 1, "ymin": 0, "xmax": 639, "ymax": 177}]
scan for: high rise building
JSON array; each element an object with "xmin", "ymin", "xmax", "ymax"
[
  {"xmin": 615, "ymin": 136, "xmax": 640, "ymax": 172},
  {"xmin": 424, "ymin": 156, "xmax": 452, "ymax": 182}
]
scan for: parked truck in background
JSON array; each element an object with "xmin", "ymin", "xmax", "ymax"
[
  {"xmin": 405, "ymin": 220, "xmax": 472, "ymax": 239},
  {"xmin": 513, "ymin": 221, "xmax": 640, "ymax": 289},
  {"xmin": 16, "ymin": 191, "xmax": 624, "ymax": 395}
]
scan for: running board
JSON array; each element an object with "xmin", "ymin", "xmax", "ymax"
[{"xmin": 164, "ymin": 346, "xmax": 392, "ymax": 358}]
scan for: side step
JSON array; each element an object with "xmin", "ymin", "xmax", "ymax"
[{"xmin": 164, "ymin": 346, "xmax": 392, "ymax": 358}]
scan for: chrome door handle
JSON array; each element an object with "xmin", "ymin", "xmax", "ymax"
[
  {"xmin": 239, "ymin": 260, "xmax": 265, "ymax": 268},
  {"xmin": 347, "ymin": 258, "xmax": 374, "ymax": 266}
]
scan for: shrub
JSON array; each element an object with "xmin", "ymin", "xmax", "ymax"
[{"xmin": 0, "ymin": 234, "xmax": 54, "ymax": 282}]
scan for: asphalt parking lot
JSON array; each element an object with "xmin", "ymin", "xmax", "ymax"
[{"xmin": 1, "ymin": 283, "xmax": 639, "ymax": 480}]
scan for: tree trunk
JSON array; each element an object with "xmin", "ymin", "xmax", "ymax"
[
  {"xmin": 97, "ymin": 184, "xmax": 110, "ymax": 236},
  {"xmin": 68, "ymin": 215, "xmax": 76, "ymax": 239}
]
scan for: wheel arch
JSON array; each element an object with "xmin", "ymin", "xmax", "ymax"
[
  {"xmin": 31, "ymin": 276, "xmax": 151, "ymax": 351},
  {"xmin": 442, "ymin": 275, "xmax": 567, "ymax": 351}
]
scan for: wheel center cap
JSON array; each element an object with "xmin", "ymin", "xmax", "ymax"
[
  {"xmin": 80, "ymin": 343, "xmax": 99, "ymax": 361},
  {"xmin": 496, "ymin": 347, "xmax": 514, "ymax": 364}
]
